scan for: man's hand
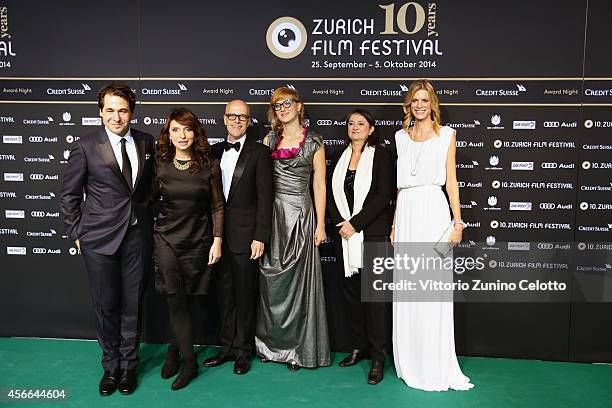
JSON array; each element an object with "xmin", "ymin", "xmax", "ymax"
[
  {"xmin": 75, "ymin": 239, "xmax": 80, "ymax": 250},
  {"xmin": 250, "ymin": 240, "xmax": 265, "ymax": 260}
]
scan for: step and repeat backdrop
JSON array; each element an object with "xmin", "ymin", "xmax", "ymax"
[{"xmin": 1, "ymin": 0, "xmax": 611, "ymax": 361}]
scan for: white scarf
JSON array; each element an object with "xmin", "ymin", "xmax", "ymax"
[{"xmin": 332, "ymin": 145, "xmax": 375, "ymax": 277}]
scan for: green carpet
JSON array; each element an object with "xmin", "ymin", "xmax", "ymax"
[{"xmin": 1, "ymin": 338, "xmax": 611, "ymax": 408}]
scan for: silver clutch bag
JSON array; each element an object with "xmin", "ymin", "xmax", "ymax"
[{"xmin": 433, "ymin": 222, "xmax": 455, "ymax": 257}]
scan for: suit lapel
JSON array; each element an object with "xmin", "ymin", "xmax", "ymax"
[
  {"xmin": 132, "ymin": 131, "xmax": 145, "ymax": 192},
  {"xmin": 211, "ymin": 140, "xmax": 224, "ymax": 161},
  {"xmin": 227, "ymin": 138, "xmax": 253, "ymax": 204},
  {"xmin": 95, "ymin": 129, "xmax": 131, "ymax": 192}
]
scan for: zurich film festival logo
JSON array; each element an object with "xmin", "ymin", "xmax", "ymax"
[
  {"xmin": 0, "ymin": 7, "xmax": 17, "ymax": 59},
  {"xmin": 266, "ymin": 17, "xmax": 308, "ymax": 59}
]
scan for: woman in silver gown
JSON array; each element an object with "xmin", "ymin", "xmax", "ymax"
[{"xmin": 256, "ymin": 87, "xmax": 331, "ymax": 371}]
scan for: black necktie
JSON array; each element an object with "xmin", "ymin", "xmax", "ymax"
[
  {"xmin": 120, "ymin": 138, "xmax": 132, "ymax": 190},
  {"xmin": 224, "ymin": 141, "xmax": 241, "ymax": 152}
]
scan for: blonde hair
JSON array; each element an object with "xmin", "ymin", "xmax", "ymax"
[
  {"xmin": 268, "ymin": 87, "xmax": 304, "ymax": 132},
  {"xmin": 402, "ymin": 79, "xmax": 441, "ymax": 133}
]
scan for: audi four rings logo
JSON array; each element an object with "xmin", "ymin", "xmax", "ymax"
[
  {"xmin": 266, "ymin": 17, "xmax": 308, "ymax": 59},
  {"xmin": 543, "ymin": 121, "xmax": 560, "ymax": 128},
  {"xmin": 30, "ymin": 174, "xmax": 44, "ymax": 180},
  {"xmin": 31, "ymin": 211, "xmax": 46, "ymax": 217},
  {"xmin": 33, "ymin": 248, "xmax": 46, "ymax": 254},
  {"xmin": 538, "ymin": 243, "xmax": 554, "ymax": 249},
  {"xmin": 541, "ymin": 162, "xmax": 558, "ymax": 168},
  {"xmin": 29, "ymin": 136, "xmax": 44, "ymax": 143},
  {"xmin": 540, "ymin": 203, "xmax": 556, "ymax": 209},
  {"xmin": 456, "ymin": 141, "xmax": 468, "ymax": 147},
  {"xmin": 317, "ymin": 120, "xmax": 333, "ymax": 126}
]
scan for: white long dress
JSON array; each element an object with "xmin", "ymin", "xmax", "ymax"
[{"xmin": 392, "ymin": 125, "xmax": 474, "ymax": 391}]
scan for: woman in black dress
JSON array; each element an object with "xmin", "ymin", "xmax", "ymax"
[
  {"xmin": 327, "ymin": 109, "xmax": 394, "ymax": 384},
  {"xmin": 152, "ymin": 108, "xmax": 223, "ymax": 390}
]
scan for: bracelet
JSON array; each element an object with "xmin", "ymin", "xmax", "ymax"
[{"xmin": 452, "ymin": 220, "xmax": 467, "ymax": 228}]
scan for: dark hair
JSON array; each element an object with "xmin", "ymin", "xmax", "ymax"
[
  {"xmin": 97, "ymin": 82, "xmax": 137, "ymax": 112},
  {"xmin": 344, "ymin": 109, "xmax": 379, "ymax": 151},
  {"xmin": 157, "ymin": 108, "xmax": 211, "ymax": 173}
]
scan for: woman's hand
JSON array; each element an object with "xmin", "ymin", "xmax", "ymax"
[
  {"xmin": 208, "ymin": 237, "xmax": 222, "ymax": 265},
  {"xmin": 314, "ymin": 224, "xmax": 327, "ymax": 247},
  {"xmin": 390, "ymin": 225, "xmax": 395, "ymax": 245},
  {"xmin": 336, "ymin": 221, "xmax": 356, "ymax": 240},
  {"xmin": 448, "ymin": 225, "xmax": 463, "ymax": 246}
]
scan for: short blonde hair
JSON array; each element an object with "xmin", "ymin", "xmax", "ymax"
[
  {"xmin": 268, "ymin": 87, "xmax": 304, "ymax": 132},
  {"xmin": 402, "ymin": 79, "xmax": 441, "ymax": 133}
]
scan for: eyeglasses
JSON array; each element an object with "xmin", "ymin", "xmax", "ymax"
[
  {"xmin": 224, "ymin": 113, "xmax": 250, "ymax": 122},
  {"xmin": 272, "ymin": 98, "xmax": 298, "ymax": 111}
]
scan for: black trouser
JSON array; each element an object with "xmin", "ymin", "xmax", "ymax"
[
  {"xmin": 341, "ymin": 234, "xmax": 388, "ymax": 362},
  {"xmin": 81, "ymin": 226, "xmax": 150, "ymax": 370},
  {"xmin": 341, "ymin": 274, "xmax": 388, "ymax": 361},
  {"xmin": 213, "ymin": 247, "xmax": 258, "ymax": 357}
]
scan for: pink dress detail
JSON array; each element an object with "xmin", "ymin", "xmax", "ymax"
[{"xmin": 270, "ymin": 128, "xmax": 307, "ymax": 159}]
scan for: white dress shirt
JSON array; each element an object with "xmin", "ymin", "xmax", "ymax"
[
  {"xmin": 219, "ymin": 134, "xmax": 247, "ymax": 200},
  {"xmin": 105, "ymin": 127, "xmax": 138, "ymax": 188}
]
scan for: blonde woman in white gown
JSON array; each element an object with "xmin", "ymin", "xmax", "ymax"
[{"xmin": 391, "ymin": 79, "xmax": 473, "ymax": 391}]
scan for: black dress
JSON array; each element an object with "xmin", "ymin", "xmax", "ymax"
[{"xmin": 152, "ymin": 158, "xmax": 224, "ymax": 295}]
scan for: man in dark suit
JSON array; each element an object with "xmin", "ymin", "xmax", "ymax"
[
  {"xmin": 204, "ymin": 100, "xmax": 273, "ymax": 375},
  {"xmin": 60, "ymin": 82, "xmax": 155, "ymax": 396}
]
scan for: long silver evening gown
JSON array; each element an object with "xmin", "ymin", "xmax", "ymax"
[{"xmin": 255, "ymin": 129, "xmax": 331, "ymax": 368}]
